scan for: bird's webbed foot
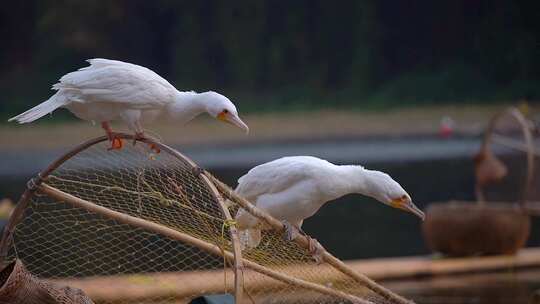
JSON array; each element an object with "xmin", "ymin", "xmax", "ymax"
[
  {"xmin": 307, "ymin": 237, "xmax": 325, "ymax": 264},
  {"xmin": 281, "ymin": 221, "xmax": 325, "ymax": 264},
  {"xmin": 281, "ymin": 221, "xmax": 301, "ymax": 242},
  {"xmin": 108, "ymin": 136, "xmax": 123, "ymax": 150}
]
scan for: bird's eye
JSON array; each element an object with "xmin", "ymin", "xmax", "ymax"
[
  {"xmin": 401, "ymin": 195, "xmax": 407, "ymax": 199},
  {"xmin": 222, "ymin": 109, "xmax": 229, "ymax": 114}
]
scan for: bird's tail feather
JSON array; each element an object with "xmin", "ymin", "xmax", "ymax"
[
  {"xmin": 238, "ymin": 228, "xmax": 262, "ymax": 250},
  {"xmin": 8, "ymin": 93, "xmax": 67, "ymax": 123}
]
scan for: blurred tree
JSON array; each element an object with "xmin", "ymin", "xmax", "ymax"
[{"xmin": 1, "ymin": 0, "xmax": 539, "ymax": 118}]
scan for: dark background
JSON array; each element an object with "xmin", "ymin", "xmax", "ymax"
[{"xmin": 1, "ymin": 0, "xmax": 540, "ymax": 118}]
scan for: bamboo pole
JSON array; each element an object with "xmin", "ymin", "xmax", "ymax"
[
  {"xmin": 201, "ymin": 177, "xmax": 245, "ymax": 303},
  {"xmin": 204, "ymin": 172, "xmax": 414, "ymax": 304},
  {"xmin": 52, "ymin": 247, "xmax": 540, "ymax": 302},
  {"xmin": 39, "ymin": 183, "xmax": 373, "ymax": 304}
]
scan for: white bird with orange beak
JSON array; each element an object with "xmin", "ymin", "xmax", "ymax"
[
  {"xmin": 9, "ymin": 59, "xmax": 249, "ymax": 150},
  {"xmin": 235, "ymin": 156, "xmax": 425, "ymax": 250}
]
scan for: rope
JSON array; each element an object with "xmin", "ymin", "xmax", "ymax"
[
  {"xmin": 46, "ymin": 175, "xmax": 224, "ymax": 223},
  {"xmin": 220, "ymin": 219, "xmax": 237, "ymax": 293},
  {"xmin": 26, "ymin": 174, "xmax": 43, "ymax": 191}
]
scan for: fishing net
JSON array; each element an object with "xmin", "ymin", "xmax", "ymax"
[{"xmin": 0, "ymin": 134, "xmax": 411, "ymax": 304}]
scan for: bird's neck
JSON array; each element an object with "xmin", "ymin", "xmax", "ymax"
[
  {"xmin": 167, "ymin": 91, "xmax": 209, "ymax": 121},
  {"xmin": 329, "ymin": 165, "xmax": 376, "ymax": 199}
]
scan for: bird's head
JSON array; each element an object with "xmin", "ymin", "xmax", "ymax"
[
  {"xmin": 203, "ymin": 91, "xmax": 249, "ymax": 133},
  {"xmin": 364, "ymin": 171, "xmax": 425, "ymax": 220}
]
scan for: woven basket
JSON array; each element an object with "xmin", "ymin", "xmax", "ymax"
[{"xmin": 0, "ymin": 259, "xmax": 94, "ymax": 304}]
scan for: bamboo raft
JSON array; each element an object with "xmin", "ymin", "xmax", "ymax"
[{"xmin": 50, "ymin": 247, "xmax": 540, "ymax": 303}]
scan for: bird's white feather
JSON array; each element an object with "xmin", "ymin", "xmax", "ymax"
[
  {"xmin": 236, "ymin": 156, "xmax": 336, "ymax": 200},
  {"xmin": 8, "ymin": 91, "xmax": 69, "ymax": 123},
  {"xmin": 57, "ymin": 58, "xmax": 176, "ymax": 108}
]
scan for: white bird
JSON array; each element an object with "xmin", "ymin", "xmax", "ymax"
[
  {"xmin": 235, "ymin": 156, "xmax": 424, "ymax": 249},
  {"xmin": 9, "ymin": 58, "xmax": 249, "ymax": 150}
]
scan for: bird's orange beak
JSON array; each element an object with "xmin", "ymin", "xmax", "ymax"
[
  {"xmin": 218, "ymin": 111, "xmax": 249, "ymax": 134},
  {"xmin": 217, "ymin": 111, "xmax": 227, "ymax": 121},
  {"xmin": 390, "ymin": 196, "xmax": 425, "ymax": 220}
]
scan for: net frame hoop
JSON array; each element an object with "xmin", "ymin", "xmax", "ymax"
[{"xmin": 0, "ymin": 134, "xmax": 247, "ymax": 300}]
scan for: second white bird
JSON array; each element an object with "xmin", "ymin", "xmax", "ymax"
[{"xmin": 235, "ymin": 156, "xmax": 425, "ymax": 249}]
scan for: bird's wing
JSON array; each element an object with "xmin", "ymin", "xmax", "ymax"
[
  {"xmin": 235, "ymin": 157, "xmax": 331, "ymax": 235},
  {"xmin": 53, "ymin": 59, "xmax": 177, "ymax": 109},
  {"xmin": 235, "ymin": 157, "xmax": 318, "ymax": 201}
]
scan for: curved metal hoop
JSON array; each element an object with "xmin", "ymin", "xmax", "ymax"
[{"xmin": 0, "ymin": 134, "xmax": 244, "ymax": 302}]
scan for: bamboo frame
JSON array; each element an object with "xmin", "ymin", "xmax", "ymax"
[
  {"xmin": 39, "ymin": 183, "xmax": 371, "ymax": 304},
  {"xmin": 204, "ymin": 172, "xmax": 414, "ymax": 304}
]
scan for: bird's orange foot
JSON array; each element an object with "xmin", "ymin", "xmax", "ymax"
[{"xmin": 108, "ymin": 137, "xmax": 123, "ymax": 150}]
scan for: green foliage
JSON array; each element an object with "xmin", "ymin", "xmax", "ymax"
[{"xmin": 1, "ymin": 0, "xmax": 539, "ymax": 120}]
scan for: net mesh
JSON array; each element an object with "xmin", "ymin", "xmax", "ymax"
[{"xmin": 3, "ymin": 137, "xmax": 399, "ymax": 304}]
